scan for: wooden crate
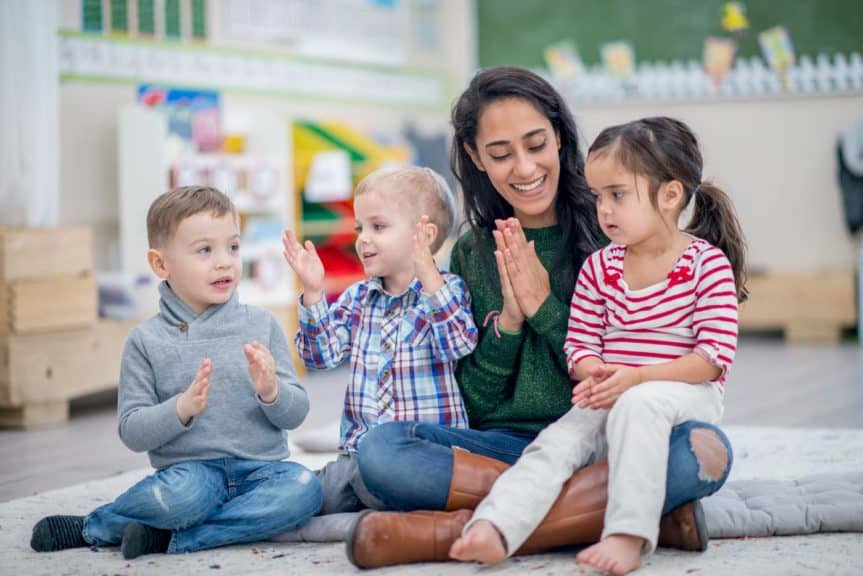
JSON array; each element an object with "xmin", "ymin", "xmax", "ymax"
[
  {"xmin": 0, "ymin": 274, "xmax": 98, "ymax": 334},
  {"xmin": 740, "ymin": 270, "xmax": 856, "ymax": 343},
  {"xmin": 0, "ymin": 227, "xmax": 92, "ymax": 281},
  {"xmin": 0, "ymin": 300, "xmax": 301, "ymax": 428},
  {"xmin": 0, "ymin": 319, "xmax": 136, "ymax": 428}
]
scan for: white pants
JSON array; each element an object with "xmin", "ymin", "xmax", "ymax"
[{"xmin": 465, "ymin": 380, "xmax": 723, "ymax": 555}]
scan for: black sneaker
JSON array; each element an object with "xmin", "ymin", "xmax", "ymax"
[
  {"xmin": 121, "ymin": 522, "xmax": 171, "ymax": 559},
  {"xmin": 31, "ymin": 515, "xmax": 87, "ymax": 552}
]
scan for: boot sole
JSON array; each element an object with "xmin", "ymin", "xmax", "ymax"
[{"xmin": 345, "ymin": 509, "xmax": 375, "ymax": 568}]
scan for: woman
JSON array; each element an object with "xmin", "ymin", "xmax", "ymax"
[{"xmin": 349, "ymin": 67, "xmax": 732, "ymax": 568}]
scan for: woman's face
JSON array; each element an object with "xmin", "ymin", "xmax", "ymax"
[{"xmin": 467, "ymin": 97, "xmax": 561, "ymax": 228}]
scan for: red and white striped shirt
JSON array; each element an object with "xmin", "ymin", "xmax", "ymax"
[{"xmin": 564, "ymin": 238, "xmax": 738, "ymax": 389}]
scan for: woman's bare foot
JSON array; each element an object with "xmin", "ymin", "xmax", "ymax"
[
  {"xmin": 576, "ymin": 534, "xmax": 645, "ymax": 575},
  {"xmin": 449, "ymin": 519, "xmax": 507, "ymax": 564}
]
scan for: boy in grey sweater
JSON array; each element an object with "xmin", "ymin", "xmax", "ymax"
[{"xmin": 31, "ymin": 186, "xmax": 322, "ymax": 559}]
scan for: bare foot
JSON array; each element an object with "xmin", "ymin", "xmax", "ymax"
[
  {"xmin": 576, "ymin": 534, "xmax": 645, "ymax": 575},
  {"xmin": 449, "ymin": 519, "xmax": 507, "ymax": 564}
]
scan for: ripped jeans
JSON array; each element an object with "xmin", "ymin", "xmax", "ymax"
[
  {"xmin": 83, "ymin": 459, "xmax": 322, "ymax": 553},
  {"xmin": 358, "ymin": 418, "xmax": 732, "ymax": 516}
]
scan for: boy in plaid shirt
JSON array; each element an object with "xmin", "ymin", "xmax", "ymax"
[{"xmin": 281, "ymin": 166, "xmax": 477, "ymax": 523}]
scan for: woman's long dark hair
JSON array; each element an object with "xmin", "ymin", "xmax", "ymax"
[
  {"xmin": 450, "ymin": 66, "xmax": 603, "ymax": 289},
  {"xmin": 589, "ymin": 117, "xmax": 748, "ymax": 302}
]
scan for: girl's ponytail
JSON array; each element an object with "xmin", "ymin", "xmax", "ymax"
[{"xmin": 685, "ymin": 182, "xmax": 748, "ymax": 302}]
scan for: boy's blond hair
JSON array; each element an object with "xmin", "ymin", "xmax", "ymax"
[
  {"xmin": 354, "ymin": 166, "xmax": 456, "ymax": 253},
  {"xmin": 147, "ymin": 186, "xmax": 237, "ymax": 248}
]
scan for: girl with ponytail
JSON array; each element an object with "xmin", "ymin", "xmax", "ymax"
[{"xmin": 451, "ymin": 116, "xmax": 746, "ymax": 574}]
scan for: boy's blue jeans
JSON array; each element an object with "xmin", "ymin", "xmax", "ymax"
[
  {"xmin": 357, "ymin": 420, "xmax": 732, "ymax": 514},
  {"xmin": 83, "ymin": 458, "xmax": 322, "ymax": 553}
]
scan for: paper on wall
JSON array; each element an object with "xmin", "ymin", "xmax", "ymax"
[
  {"xmin": 304, "ymin": 149, "xmax": 353, "ymax": 202},
  {"xmin": 703, "ymin": 37, "xmax": 737, "ymax": 85}
]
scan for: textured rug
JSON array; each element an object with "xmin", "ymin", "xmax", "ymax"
[{"xmin": 2, "ymin": 426, "xmax": 862, "ymax": 575}]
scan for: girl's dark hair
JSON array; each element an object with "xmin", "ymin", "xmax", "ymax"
[
  {"xmin": 588, "ymin": 117, "xmax": 748, "ymax": 302},
  {"xmin": 450, "ymin": 66, "xmax": 603, "ymax": 288}
]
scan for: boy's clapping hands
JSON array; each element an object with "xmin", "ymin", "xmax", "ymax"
[
  {"xmin": 244, "ymin": 341, "xmax": 278, "ymax": 403},
  {"xmin": 177, "ymin": 359, "xmax": 211, "ymax": 425},
  {"xmin": 175, "ymin": 341, "xmax": 278, "ymax": 426}
]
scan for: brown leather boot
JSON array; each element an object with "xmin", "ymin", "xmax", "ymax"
[
  {"xmin": 514, "ymin": 460, "xmax": 608, "ymax": 554},
  {"xmin": 657, "ymin": 500, "xmax": 708, "ymax": 551},
  {"xmin": 347, "ymin": 461, "xmax": 608, "ymax": 568},
  {"xmin": 444, "ymin": 448, "xmax": 708, "ymax": 552},
  {"xmin": 444, "ymin": 448, "xmax": 510, "ymax": 511},
  {"xmin": 347, "ymin": 509, "xmax": 473, "ymax": 568},
  {"xmin": 347, "ymin": 452, "xmax": 707, "ymax": 568}
]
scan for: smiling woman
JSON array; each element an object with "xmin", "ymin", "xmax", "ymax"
[{"xmin": 463, "ymin": 98, "xmax": 561, "ymax": 228}]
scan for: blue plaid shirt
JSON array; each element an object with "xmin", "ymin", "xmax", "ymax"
[{"xmin": 296, "ymin": 272, "xmax": 477, "ymax": 451}]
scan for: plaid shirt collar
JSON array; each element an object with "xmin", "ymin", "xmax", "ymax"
[{"xmin": 365, "ymin": 276, "xmax": 424, "ymax": 297}]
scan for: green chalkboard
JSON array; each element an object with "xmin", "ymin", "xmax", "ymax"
[{"xmin": 477, "ymin": 0, "xmax": 863, "ymax": 69}]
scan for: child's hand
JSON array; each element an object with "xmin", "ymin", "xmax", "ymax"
[
  {"xmin": 244, "ymin": 341, "xmax": 278, "ymax": 403},
  {"xmin": 571, "ymin": 376, "xmax": 595, "ymax": 407},
  {"xmin": 492, "ymin": 225, "xmax": 525, "ymax": 332},
  {"xmin": 571, "ymin": 363, "xmax": 615, "ymax": 407},
  {"xmin": 413, "ymin": 215, "xmax": 444, "ymax": 293},
  {"xmin": 177, "ymin": 359, "xmax": 211, "ymax": 425},
  {"xmin": 282, "ymin": 229, "xmax": 325, "ymax": 306},
  {"xmin": 588, "ymin": 363, "xmax": 617, "ymax": 383},
  {"xmin": 585, "ymin": 365, "xmax": 642, "ymax": 409}
]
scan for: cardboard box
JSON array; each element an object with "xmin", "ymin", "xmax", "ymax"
[
  {"xmin": 0, "ymin": 275, "xmax": 98, "ymax": 334},
  {"xmin": 0, "ymin": 227, "xmax": 92, "ymax": 281}
]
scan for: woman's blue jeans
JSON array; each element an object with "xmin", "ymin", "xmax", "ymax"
[
  {"xmin": 82, "ymin": 459, "xmax": 322, "ymax": 553},
  {"xmin": 357, "ymin": 420, "xmax": 732, "ymax": 514}
]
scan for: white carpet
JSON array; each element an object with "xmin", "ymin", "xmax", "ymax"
[{"xmin": 3, "ymin": 426, "xmax": 863, "ymax": 575}]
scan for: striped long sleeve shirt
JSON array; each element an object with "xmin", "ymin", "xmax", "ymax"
[
  {"xmin": 564, "ymin": 239, "xmax": 739, "ymax": 390},
  {"xmin": 296, "ymin": 272, "xmax": 477, "ymax": 451}
]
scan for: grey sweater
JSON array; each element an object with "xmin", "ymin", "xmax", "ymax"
[{"xmin": 118, "ymin": 281, "xmax": 308, "ymax": 469}]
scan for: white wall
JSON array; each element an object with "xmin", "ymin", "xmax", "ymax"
[
  {"xmin": 57, "ymin": 0, "xmax": 858, "ymax": 273},
  {"xmin": 1, "ymin": 0, "xmax": 59, "ymax": 227},
  {"xmin": 576, "ymin": 94, "xmax": 863, "ymax": 271},
  {"xmin": 56, "ymin": 0, "xmax": 476, "ymax": 270}
]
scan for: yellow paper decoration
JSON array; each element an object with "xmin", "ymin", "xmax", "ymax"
[{"xmin": 721, "ymin": 2, "xmax": 749, "ymax": 34}]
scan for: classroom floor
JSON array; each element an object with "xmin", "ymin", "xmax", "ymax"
[{"xmin": 2, "ymin": 336, "xmax": 863, "ymax": 575}]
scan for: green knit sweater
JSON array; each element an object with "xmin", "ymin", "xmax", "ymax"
[{"xmin": 449, "ymin": 225, "xmax": 579, "ymax": 433}]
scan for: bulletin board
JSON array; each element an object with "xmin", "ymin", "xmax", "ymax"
[{"xmin": 477, "ymin": 0, "xmax": 863, "ymax": 69}]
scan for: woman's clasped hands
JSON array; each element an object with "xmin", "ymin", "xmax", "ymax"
[{"xmin": 491, "ymin": 218, "xmax": 551, "ymax": 332}]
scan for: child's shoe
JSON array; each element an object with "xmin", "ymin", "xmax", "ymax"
[
  {"xmin": 121, "ymin": 522, "xmax": 171, "ymax": 559},
  {"xmin": 30, "ymin": 515, "xmax": 87, "ymax": 552}
]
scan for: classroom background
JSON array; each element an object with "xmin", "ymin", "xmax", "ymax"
[{"xmin": 1, "ymin": 1, "xmax": 862, "ymax": 574}]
